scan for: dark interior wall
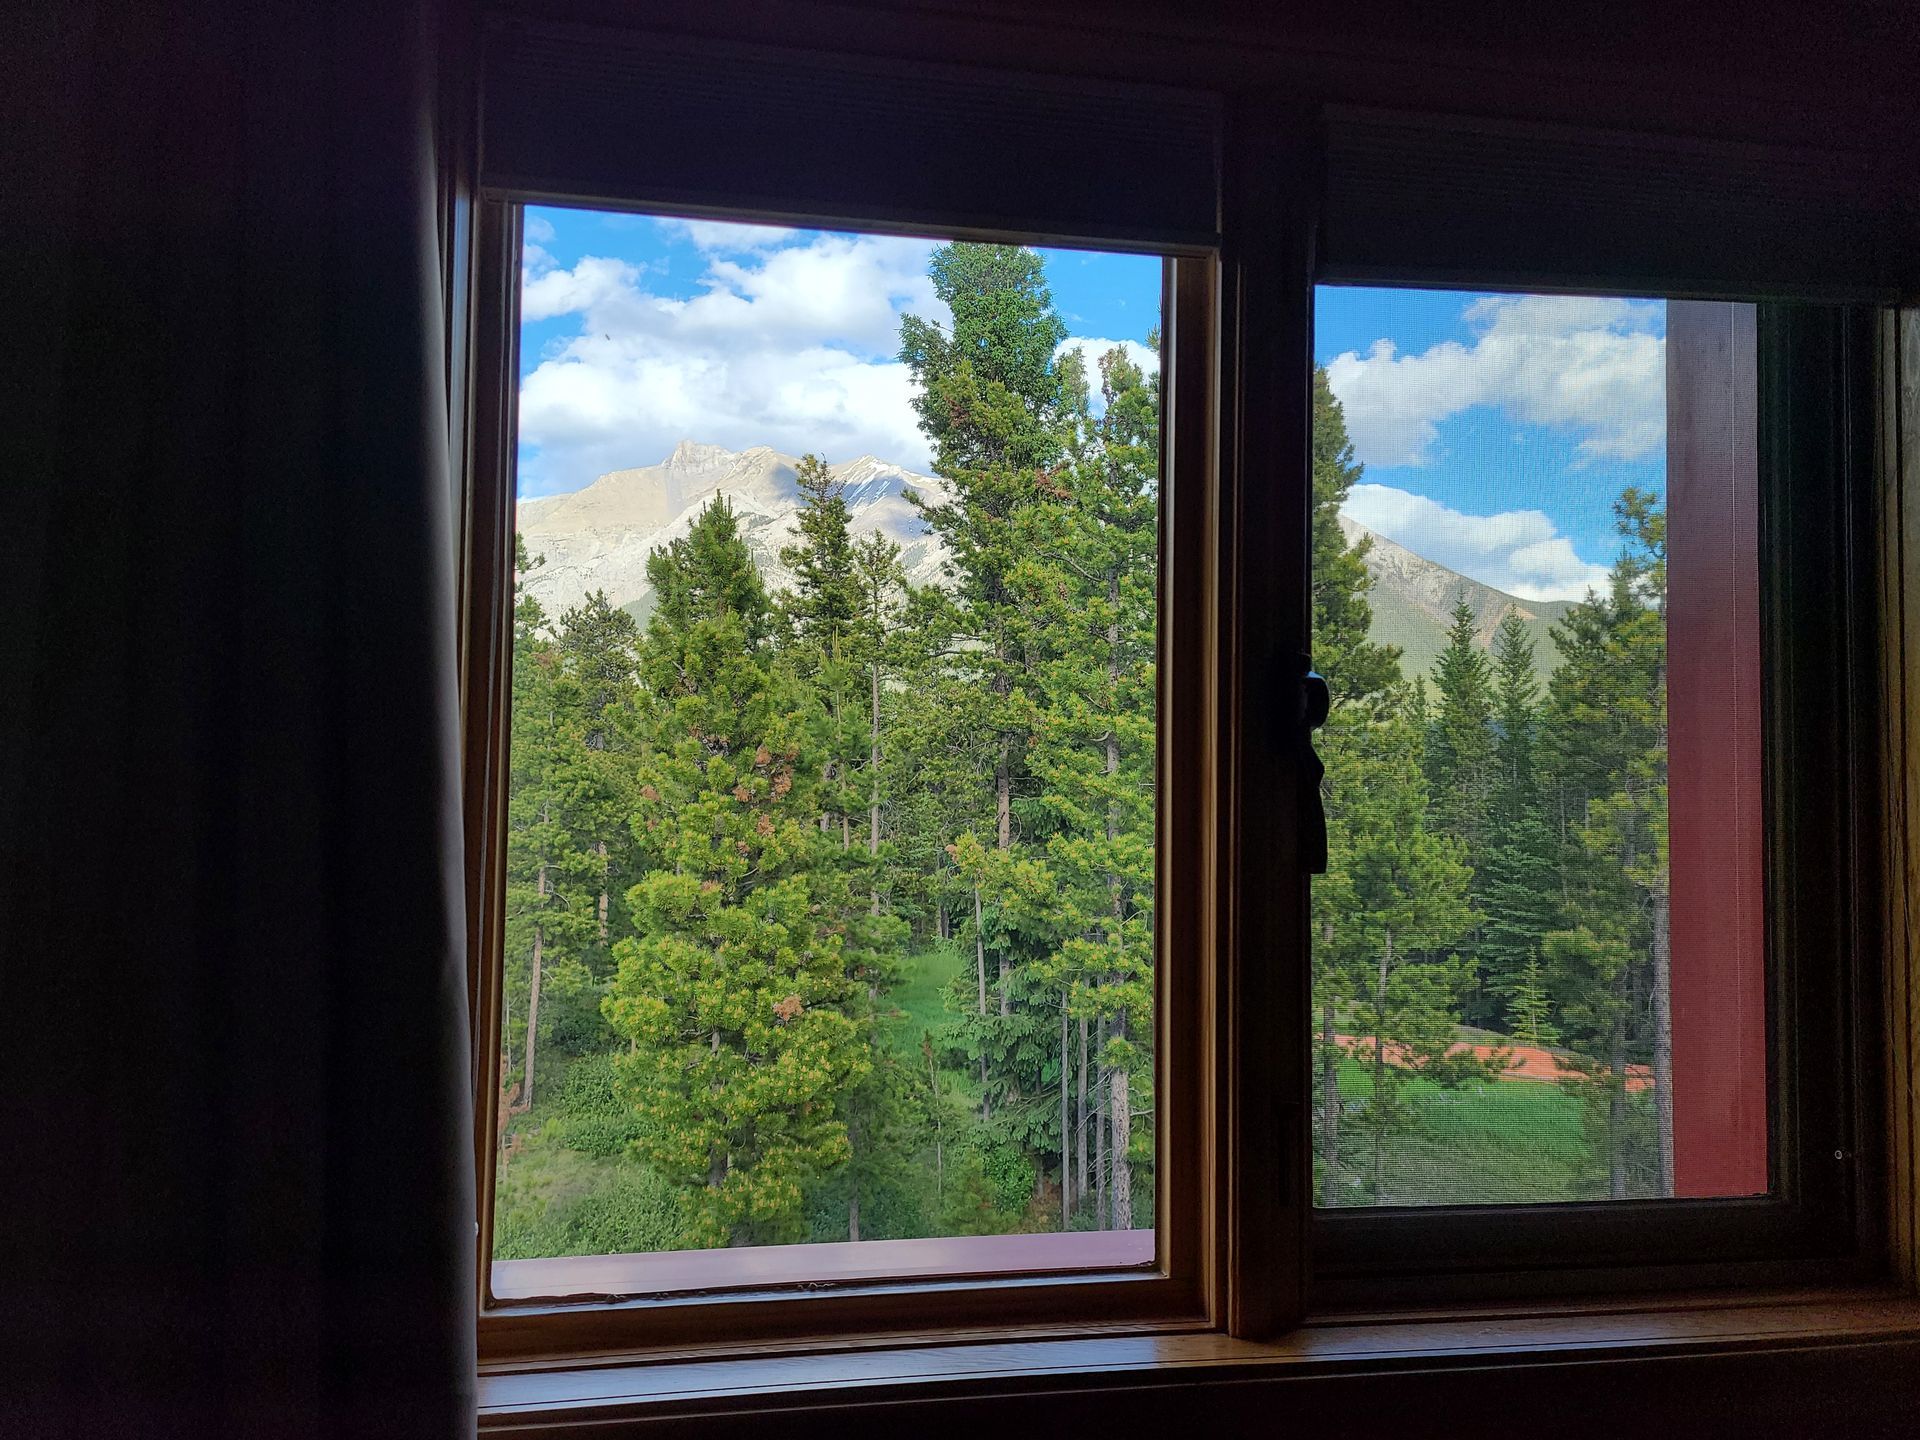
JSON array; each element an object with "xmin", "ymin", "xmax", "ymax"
[{"xmin": 484, "ymin": 0, "xmax": 1920, "ymax": 154}]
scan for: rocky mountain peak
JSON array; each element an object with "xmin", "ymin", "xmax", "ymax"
[{"xmin": 517, "ymin": 443, "xmax": 1562, "ymax": 679}]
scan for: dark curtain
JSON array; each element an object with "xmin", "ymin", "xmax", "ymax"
[{"xmin": 1, "ymin": 2, "xmax": 476, "ymax": 1435}]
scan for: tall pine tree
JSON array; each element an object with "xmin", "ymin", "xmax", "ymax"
[{"xmin": 603, "ymin": 499, "xmax": 872, "ymax": 1246}]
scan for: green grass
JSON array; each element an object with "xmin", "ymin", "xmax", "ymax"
[
  {"xmin": 1317, "ymin": 1057, "xmax": 1656, "ymax": 1207},
  {"xmin": 881, "ymin": 939, "xmax": 968, "ymax": 1053}
]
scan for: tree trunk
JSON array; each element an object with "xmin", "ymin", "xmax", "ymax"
[
  {"xmin": 1371, "ymin": 926, "xmax": 1392, "ymax": 1202},
  {"xmin": 999, "ymin": 958, "xmax": 1010, "ymax": 1017},
  {"xmin": 1075, "ymin": 1014, "xmax": 1089, "ymax": 1220},
  {"xmin": 996, "ymin": 748, "xmax": 1012, "ymax": 851},
  {"xmin": 523, "ymin": 924, "xmax": 543, "ymax": 1112},
  {"xmin": 1059, "ymin": 1000, "xmax": 1072, "ymax": 1226},
  {"xmin": 596, "ymin": 839, "xmax": 609, "ymax": 942},
  {"xmin": 1320, "ymin": 991, "xmax": 1340, "ymax": 1207},
  {"xmin": 708, "ymin": 1029, "xmax": 728, "ymax": 1191},
  {"xmin": 848, "ymin": 1120, "xmax": 861, "ymax": 1242},
  {"xmin": 870, "ymin": 657, "xmax": 883, "ymax": 916},
  {"xmin": 974, "ymin": 885, "xmax": 990, "ymax": 1121},
  {"xmin": 1095, "ymin": 1017, "xmax": 1108, "ymax": 1228},
  {"xmin": 1109, "ymin": 1020, "xmax": 1131, "ymax": 1230},
  {"xmin": 523, "ymin": 824, "xmax": 549, "ymax": 1111},
  {"xmin": 1609, "ymin": 977, "xmax": 1630, "ymax": 1200},
  {"xmin": 1651, "ymin": 885, "xmax": 1674, "ymax": 1196}
]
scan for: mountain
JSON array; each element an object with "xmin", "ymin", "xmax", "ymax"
[
  {"xmin": 515, "ymin": 441, "xmax": 1572, "ymax": 679},
  {"xmin": 1341, "ymin": 516, "xmax": 1574, "ymax": 683},
  {"xmin": 516, "ymin": 441, "xmax": 952, "ymax": 627}
]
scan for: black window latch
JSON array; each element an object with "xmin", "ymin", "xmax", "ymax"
[{"xmin": 1282, "ymin": 652, "xmax": 1330, "ymax": 874}]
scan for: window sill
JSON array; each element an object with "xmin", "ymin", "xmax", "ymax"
[
  {"xmin": 492, "ymin": 1228, "xmax": 1156, "ymax": 1302},
  {"xmin": 477, "ymin": 1288, "xmax": 1920, "ymax": 1433}
]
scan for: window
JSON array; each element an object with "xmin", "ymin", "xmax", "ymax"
[
  {"xmin": 459, "ymin": 26, "xmax": 1892, "ymax": 1366},
  {"xmin": 488, "ymin": 206, "xmax": 1170, "ymax": 1300},
  {"xmin": 465, "ymin": 192, "xmax": 1221, "ymax": 1355},
  {"xmin": 1306, "ymin": 288, "xmax": 1765, "ymax": 1209},
  {"xmin": 1305, "ymin": 299, "xmax": 1879, "ymax": 1298}
]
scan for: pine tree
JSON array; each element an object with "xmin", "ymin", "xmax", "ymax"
[
  {"xmin": 1507, "ymin": 951, "xmax": 1560, "ymax": 1048},
  {"xmin": 503, "ymin": 539, "xmax": 602, "ymax": 1116},
  {"xmin": 779, "ymin": 455, "xmax": 866, "ymax": 844},
  {"xmin": 898, "ymin": 242, "xmax": 1078, "ymax": 1210},
  {"xmin": 1023, "ymin": 342, "xmax": 1160, "ymax": 1228},
  {"xmin": 1320, "ymin": 694, "xmax": 1484, "ymax": 1203},
  {"xmin": 1307, "ymin": 369, "xmax": 1410, "ymax": 1204},
  {"xmin": 1427, "ymin": 598, "xmax": 1496, "ymax": 853},
  {"xmin": 602, "ymin": 499, "xmax": 871, "ymax": 1246},
  {"xmin": 1539, "ymin": 489, "xmax": 1669, "ymax": 1197},
  {"xmin": 1312, "ymin": 369, "xmax": 1403, "ymax": 709},
  {"xmin": 1480, "ymin": 614, "xmax": 1558, "ymax": 1024},
  {"xmin": 555, "ymin": 591, "xmax": 641, "ymax": 991},
  {"xmin": 777, "ymin": 459, "xmax": 918, "ymax": 1239}
]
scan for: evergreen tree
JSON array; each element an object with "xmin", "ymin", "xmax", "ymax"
[
  {"xmin": 1023, "ymin": 342, "xmax": 1160, "ymax": 1228},
  {"xmin": 602, "ymin": 499, "xmax": 872, "ymax": 1246},
  {"xmin": 779, "ymin": 455, "xmax": 866, "ymax": 843},
  {"xmin": 1426, "ymin": 598, "xmax": 1496, "ymax": 853},
  {"xmin": 1479, "ymin": 614, "xmax": 1558, "ymax": 1024},
  {"xmin": 1539, "ymin": 489, "xmax": 1669, "ymax": 1197},
  {"xmin": 1507, "ymin": 951, "xmax": 1560, "ymax": 1048},
  {"xmin": 1319, "ymin": 695, "xmax": 1484, "ymax": 1203},
  {"xmin": 555, "ymin": 590, "xmax": 641, "ymax": 1004},
  {"xmin": 503, "ymin": 540, "xmax": 602, "ymax": 1115},
  {"xmin": 1307, "ymin": 368, "xmax": 1410, "ymax": 1203},
  {"xmin": 898, "ymin": 242, "xmax": 1078, "ymax": 1210}
]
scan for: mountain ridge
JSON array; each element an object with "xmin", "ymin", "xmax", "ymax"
[{"xmin": 517, "ymin": 443, "xmax": 1574, "ymax": 679}]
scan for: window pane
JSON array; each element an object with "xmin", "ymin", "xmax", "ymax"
[
  {"xmin": 493, "ymin": 207, "xmax": 1163, "ymax": 1292},
  {"xmin": 1309, "ymin": 286, "xmax": 1765, "ymax": 1207}
]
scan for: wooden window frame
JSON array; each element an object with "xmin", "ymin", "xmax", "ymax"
[
  {"xmin": 450, "ymin": 78, "xmax": 1903, "ymax": 1384},
  {"xmin": 460, "ymin": 196, "xmax": 1243, "ymax": 1363},
  {"xmin": 1306, "ymin": 299, "xmax": 1887, "ymax": 1307}
]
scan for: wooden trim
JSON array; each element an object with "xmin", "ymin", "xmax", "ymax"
[
  {"xmin": 466, "ymin": 197, "xmax": 524, "ymax": 1319},
  {"xmin": 460, "ymin": 218, "xmax": 1227, "ymax": 1360},
  {"xmin": 1160, "ymin": 253, "xmax": 1225, "ymax": 1324},
  {"xmin": 1666, "ymin": 300, "xmax": 1766, "ymax": 1199},
  {"xmin": 475, "ymin": 1289, "xmax": 1920, "ymax": 1433},
  {"xmin": 1882, "ymin": 308, "xmax": 1920, "ymax": 1293},
  {"xmin": 1214, "ymin": 93, "xmax": 1315, "ymax": 1342}
]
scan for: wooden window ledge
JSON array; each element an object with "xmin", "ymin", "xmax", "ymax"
[
  {"xmin": 493, "ymin": 1229, "xmax": 1156, "ymax": 1302},
  {"xmin": 478, "ymin": 1289, "xmax": 1920, "ymax": 1434}
]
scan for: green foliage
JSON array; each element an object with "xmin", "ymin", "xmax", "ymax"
[
  {"xmin": 547, "ymin": 1052, "xmax": 647, "ymax": 1160},
  {"xmin": 493, "ymin": 1147, "xmax": 681, "ymax": 1260},
  {"xmin": 602, "ymin": 498, "xmax": 872, "ymax": 1248}
]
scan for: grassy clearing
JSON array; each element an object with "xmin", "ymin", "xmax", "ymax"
[
  {"xmin": 1317, "ymin": 1056, "xmax": 1656, "ymax": 1206},
  {"xmin": 881, "ymin": 939, "xmax": 967, "ymax": 1050}
]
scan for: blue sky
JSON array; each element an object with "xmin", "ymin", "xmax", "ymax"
[
  {"xmin": 516, "ymin": 205, "xmax": 1159, "ymax": 499},
  {"xmin": 516, "ymin": 205, "xmax": 1666, "ymax": 602},
  {"xmin": 1315, "ymin": 286, "xmax": 1667, "ymax": 600}
]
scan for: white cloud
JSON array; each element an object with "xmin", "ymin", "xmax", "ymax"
[
  {"xmin": 1055, "ymin": 336, "xmax": 1160, "ymax": 385},
  {"xmin": 657, "ymin": 217, "xmax": 799, "ymax": 252},
  {"xmin": 524, "ymin": 214, "xmax": 556, "ymax": 245},
  {"xmin": 1054, "ymin": 337, "xmax": 1160, "ymax": 419},
  {"xmin": 1324, "ymin": 295, "xmax": 1665, "ymax": 470},
  {"xmin": 1342, "ymin": 483, "xmax": 1612, "ymax": 602},
  {"xmin": 516, "ymin": 232, "xmax": 948, "ymax": 492}
]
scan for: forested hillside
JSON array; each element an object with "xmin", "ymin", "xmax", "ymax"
[{"xmin": 494, "ymin": 244, "xmax": 1675, "ymax": 1261}]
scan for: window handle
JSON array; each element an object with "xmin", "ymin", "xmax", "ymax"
[{"xmin": 1284, "ymin": 653, "xmax": 1331, "ymax": 874}]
